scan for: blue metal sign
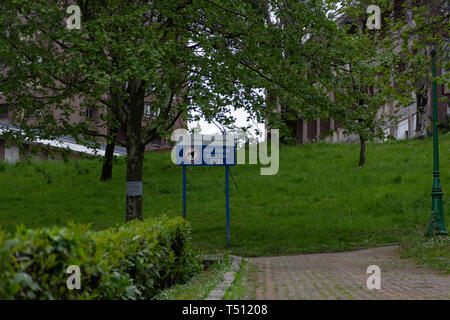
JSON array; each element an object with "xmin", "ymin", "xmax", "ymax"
[
  {"xmin": 174, "ymin": 134, "xmax": 235, "ymax": 247},
  {"xmin": 176, "ymin": 144, "xmax": 235, "ymax": 166},
  {"xmin": 175, "ymin": 134, "xmax": 235, "ymax": 166}
]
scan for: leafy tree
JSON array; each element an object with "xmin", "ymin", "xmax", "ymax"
[
  {"xmin": 0, "ymin": 0, "xmax": 268, "ymax": 221},
  {"xmin": 244, "ymin": 0, "xmax": 400, "ymax": 169},
  {"xmin": 253, "ymin": 0, "xmax": 347, "ymax": 144},
  {"xmin": 250, "ymin": 0, "xmax": 400, "ymax": 166},
  {"xmin": 332, "ymin": 0, "xmax": 403, "ymax": 166}
]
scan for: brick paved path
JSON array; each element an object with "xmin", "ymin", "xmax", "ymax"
[{"xmin": 246, "ymin": 245, "xmax": 450, "ymax": 300}]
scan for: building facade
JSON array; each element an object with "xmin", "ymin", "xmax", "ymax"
[{"xmin": 0, "ymin": 93, "xmax": 185, "ymax": 163}]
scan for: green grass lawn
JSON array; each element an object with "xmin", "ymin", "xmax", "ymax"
[
  {"xmin": 0, "ymin": 133, "xmax": 449, "ymax": 257},
  {"xmin": 400, "ymin": 235, "xmax": 450, "ymax": 273}
]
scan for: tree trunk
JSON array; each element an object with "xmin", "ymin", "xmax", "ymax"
[
  {"xmin": 359, "ymin": 135, "xmax": 366, "ymax": 167},
  {"xmin": 100, "ymin": 126, "xmax": 118, "ymax": 181},
  {"xmin": 415, "ymin": 89, "xmax": 428, "ymax": 138},
  {"xmin": 124, "ymin": 79, "xmax": 145, "ymax": 222},
  {"xmin": 125, "ymin": 142, "xmax": 144, "ymax": 222}
]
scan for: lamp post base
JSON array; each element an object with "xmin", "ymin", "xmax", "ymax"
[
  {"xmin": 426, "ymin": 178, "xmax": 447, "ymax": 236},
  {"xmin": 426, "ymin": 211, "xmax": 448, "ymax": 236}
]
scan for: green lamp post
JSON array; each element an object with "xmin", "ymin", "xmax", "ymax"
[{"xmin": 426, "ymin": 49, "xmax": 448, "ymax": 236}]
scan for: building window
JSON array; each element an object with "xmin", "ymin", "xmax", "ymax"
[
  {"xmin": 0, "ymin": 105, "xmax": 8, "ymax": 119},
  {"xmin": 383, "ymin": 128, "xmax": 390, "ymax": 140},
  {"xmin": 23, "ymin": 107, "xmax": 44, "ymax": 119},
  {"xmin": 144, "ymin": 104, "xmax": 160, "ymax": 120},
  {"xmin": 396, "ymin": 118, "xmax": 408, "ymax": 140},
  {"xmin": 86, "ymin": 108, "xmax": 95, "ymax": 119}
]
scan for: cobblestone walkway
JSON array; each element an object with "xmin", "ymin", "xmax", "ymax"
[{"xmin": 246, "ymin": 245, "xmax": 450, "ymax": 300}]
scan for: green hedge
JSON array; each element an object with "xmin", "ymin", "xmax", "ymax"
[{"xmin": 0, "ymin": 216, "xmax": 202, "ymax": 299}]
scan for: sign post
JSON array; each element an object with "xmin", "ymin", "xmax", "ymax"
[
  {"xmin": 225, "ymin": 165, "xmax": 230, "ymax": 247},
  {"xmin": 183, "ymin": 165, "xmax": 186, "ymax": 220},
  {"xmin": 175, "ymin": 134, "xmax": 235, "ymax": 247}
]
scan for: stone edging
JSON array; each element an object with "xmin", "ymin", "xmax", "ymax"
[{"xmin": 202, "ymin": 254, "xmax": 243, "ymax": 300}]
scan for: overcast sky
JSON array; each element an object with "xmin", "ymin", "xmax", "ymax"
[{"xmin": 188, "ymin": 108, "xmax": 266, "ymax": 138}]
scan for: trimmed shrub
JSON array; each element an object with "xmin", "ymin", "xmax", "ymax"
[{"xmin": 0, "ymin": 216, "xmax": 201, "ymax": 299}]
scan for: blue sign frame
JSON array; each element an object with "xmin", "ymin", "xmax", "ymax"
[
  {"xmin": 176, "ymin": 138, "xmax": 235, "ymax": 247},
  {"xmin": 175, "ymin": 144, "xmax": 236, "ymax": 166}
]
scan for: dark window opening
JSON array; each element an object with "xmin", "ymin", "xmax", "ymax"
[
  {"xmin": 0, "ymin": 105, "xmax": 8, "ymax": 119},
  {"xmin": 86, "ymin": 108, "xmax": 95, "ymax": 119},
  {"xmin": 144, "ymin": 104, "xmax": 160, "ymax": 120}
]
